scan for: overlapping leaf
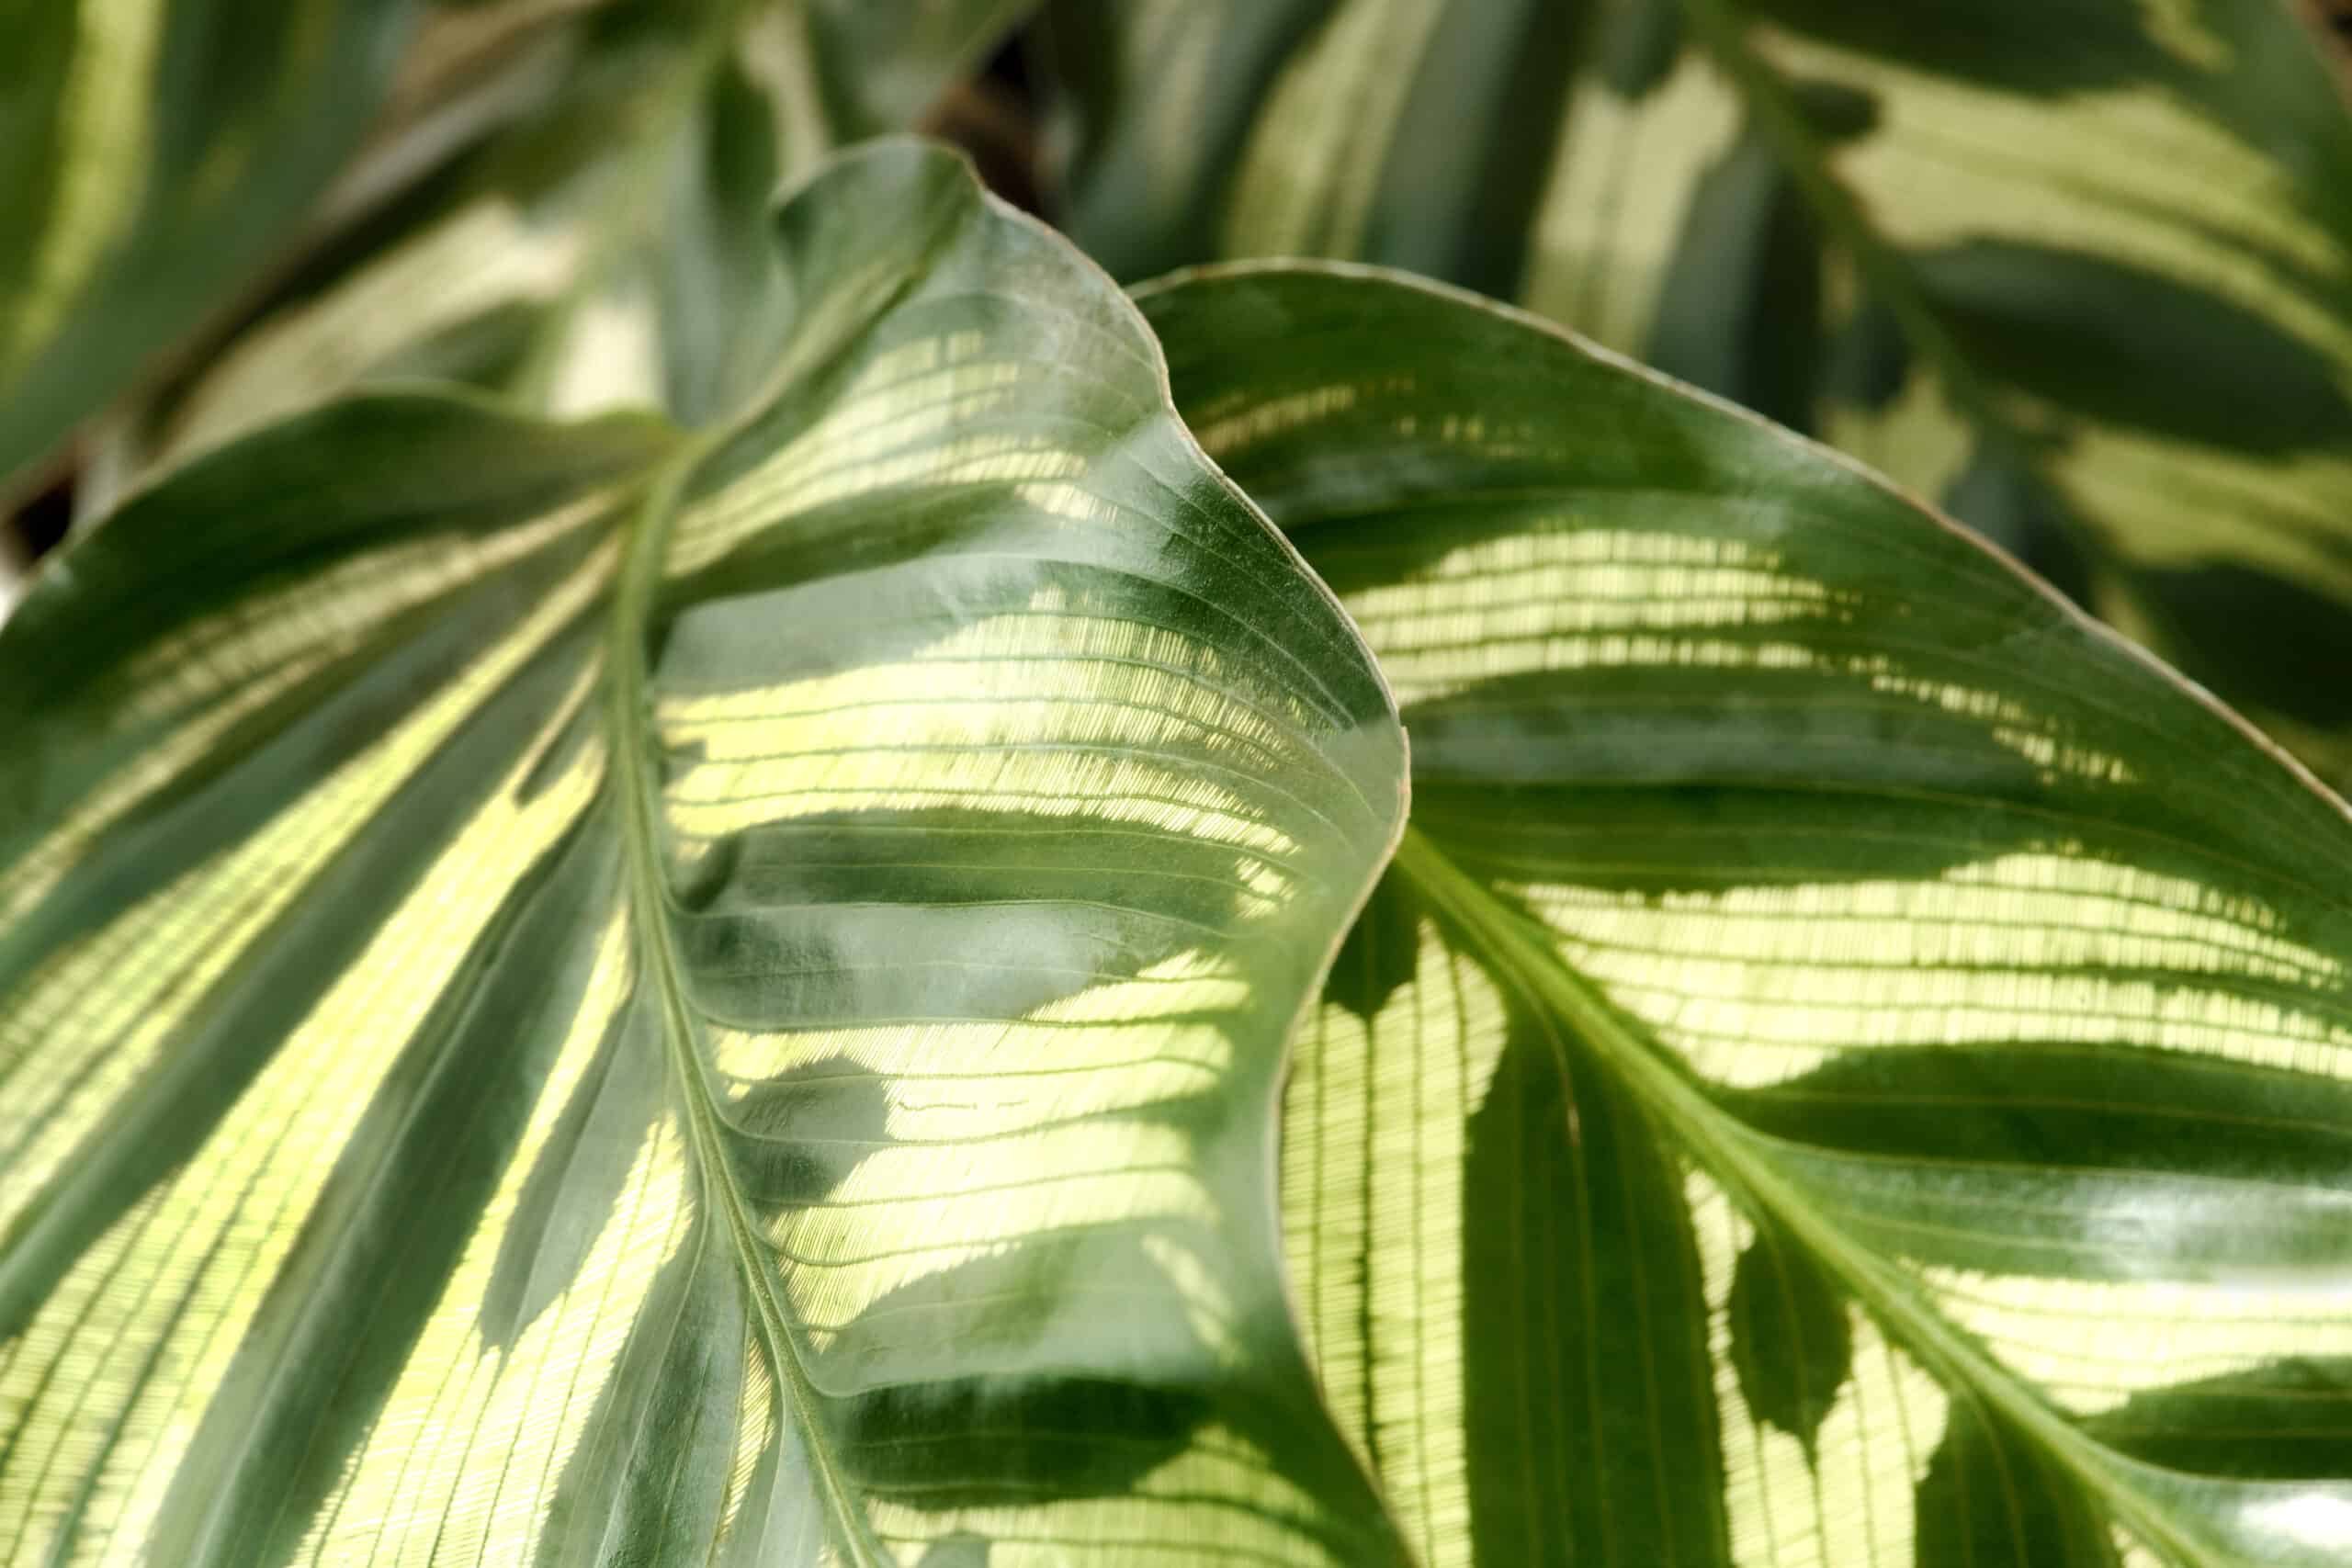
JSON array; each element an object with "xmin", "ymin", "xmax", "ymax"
[
  {"xmin": 0, "ymin": 144, "xmax": 1408, "ymax": 1567},
  {"xmin": 1144, "ymin": 263, "xmax": 2352, "ymax": 1568},
  {"xmin": 1060, "ymin": 0, "xmax": 2352, "ymax": 784},
  {"xmin": 0, "ymin": 0, "xmax": 418, "ymax": 500}
]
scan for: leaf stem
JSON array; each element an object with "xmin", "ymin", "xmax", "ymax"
[{"xmin": 605, "ymin": 444, "xmax": 890, "ymax": 1566}]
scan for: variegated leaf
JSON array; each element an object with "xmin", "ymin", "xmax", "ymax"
[
  {"xmin": 0, "ymin": 144, "xmax": 1408, "ymax": 1568},
  {"xmin": 1145, "ymin": 262, "xmax": 2352, "ymax": 1568},
  {"xmin": 1057, "ymin": 0, "xmax": 2352, "ymax": 786}
]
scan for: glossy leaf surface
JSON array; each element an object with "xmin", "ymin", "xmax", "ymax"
[
  {"xmin": 0, "ymin": 0, "xmax": 416, "ymax": 498},
  {"xmin": 0, "ymin": 145, "xmax": 1408, "ymax": 1567},
  {"xmin": 1144, "ymin": 263, "xmax": 2352, "ymax": 1568},
  {"xmin": 1063, "ymin": 0, "xmax": 2352, "ymax": 783}
]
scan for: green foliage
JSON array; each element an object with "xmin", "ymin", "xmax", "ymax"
[
  {"xmin": 1057, "ymin": 0, "xmax": 2352, "ymax": 783},
  {"xmin": 0, "ymin": 142, "xmax": 1407, "ymax": 1566},
  {"xmin": 1147, "ymin": 265, "xmax": 2352, "ymax": 1566},
  {"xmin": 6, "ymin": 4, "xmax": 2352, "ymax": 1565},
  {"xmin": 0, "ymin": 0, "xmax": 411, "ymax": 497}
]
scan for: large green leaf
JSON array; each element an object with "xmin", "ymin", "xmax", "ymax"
[
  {"xmin": 0, "ymin": 143, "xmax": 1409, "ymax": 1567},
  {"xmin": 1059, "ymin": 0, "xmax": 2352, "ymax": 784},
  {"xmin": 102, "ymin": 0, "xmax": 1044, "ymax": 495},
  {"xmin": 0, "ymin": 0, "xmax": 418, "ymax": 499},
  {"xmin": 1143, "ymin": 263, "xmax": 2352, "ymax": 1568}
]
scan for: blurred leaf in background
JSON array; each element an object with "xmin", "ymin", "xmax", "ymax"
[
  {"xmin": 0, "ymin": 0, "xmax": 416, "ymax": 502},
  {"xmin": 1050, "ymin": 0, "xmax": 2352, "ymax": 784},
  {"xmin": 76, "ymin": 0, "xmax": 1047, "ymax": 514}
]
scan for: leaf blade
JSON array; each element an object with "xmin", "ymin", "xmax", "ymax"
[
  {"xmin": 0, "ymin": 142, "xmax": 1410, "ymax": 1567},
  {"xmin": 1144, "ymin": 261, "xmax": 2352, "ymax": 1568},
  {"xmin": 0, "ymin": 0, "xmax": 418, "ymax": 496}
]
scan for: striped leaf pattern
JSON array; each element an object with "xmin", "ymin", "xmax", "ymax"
[
  {"xmin": 1143, "ymin": 263, "xmax": 2352, "ymax": 1568},
  {"xmin": 1057, "ymin": 0, "xmax": 2352, "ymax": 784},
  {"xmin": 0, "ymin": 0, "xmax": 416, "ymax": 498},
  {"xmin": 0, "ymin": 145, "xmax": 1408, "ymax": 1567}
]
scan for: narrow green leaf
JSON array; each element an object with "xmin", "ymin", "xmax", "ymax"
[
  {"xmin": 1065, "ymin": 0, "xmax": 2352, "ymax": 785},
  {"xmin": 105, "ymin": 0, "xmax": 1044, "ymax": 493},
  {"xmin": 0, "ymin": 142, "xmax": 1409, "ymax": 1567},
  {"xmin": 1144, "ymin": 262, "xmax": 2352, "ymax": 1568},
  {"xmin": 0, "ymin": 0, "xmax": 417, "ymax": 498}
]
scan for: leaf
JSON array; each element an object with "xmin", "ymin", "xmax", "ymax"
[
  {"xmin": 0, "ymin": 0, "xmax": 417, "ymax": 499},
  {"xmin": 99, "ymin": 0, "xmax": 1046, "ymax": 495},
  {"xmin": 1142, "ymin": 262, "xmax": 2352, "ymax": 1567},
  {"xmin": 0, "ymin": 142, "xmax": 1411, "ymax": 1567},
  {"xmin": 799, "ymin": 0, "xmax": 1041, "ymax": 138},
  {"xmin": 131, "ymin": 0, "xmax": 791, "ymax": 468},
  {"xmin": 1058, "ymin": 0, "xmax": 2352, "ymax": 786}
]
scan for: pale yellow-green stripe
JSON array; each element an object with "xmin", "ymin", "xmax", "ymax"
[{"xmin": 0, "ymin": 0, "xmax": 168, "ymax": 376}]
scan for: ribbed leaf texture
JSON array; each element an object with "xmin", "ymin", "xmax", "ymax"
[
  {"xmin": 1144, "ymin": 264, "xmax": 2352, "ymax": 1568},
  {"xmin": 1058, "ymin": 0, "xmax": 2352, "ymax": 786},
  {"xmin": 0, "ymin": 145, "xmax": 1408, "ymax": 1568}
]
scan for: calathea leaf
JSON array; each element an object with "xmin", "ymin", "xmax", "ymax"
[
  {"xmin": 0, "ymin": 0, "xmax": 417, "ymax": 501},
  {"xmin": 1143, "ymin": 262, "xmax": 2352, "ymax": 1568},
  {"xmin": 0, "ymin": 142, "xmax": 1409, "ymax": 1567},
  {"xmin": 1059, "ymin": 0, "xmax": 2352, "ymax": 788}
]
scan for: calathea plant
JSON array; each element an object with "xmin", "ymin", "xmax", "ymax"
[{"xmin": 5, "ymin": 4, "xmax": 2352, "ymax": 1566}]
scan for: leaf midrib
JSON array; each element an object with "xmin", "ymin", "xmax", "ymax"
[
  {"xmin": 605, "ymin": 444, "xmax": 890, "ymax": 1567},
  {"xmin": 1388, "ymin": 822, "xmax": 2229, "ymax": 1568}
]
